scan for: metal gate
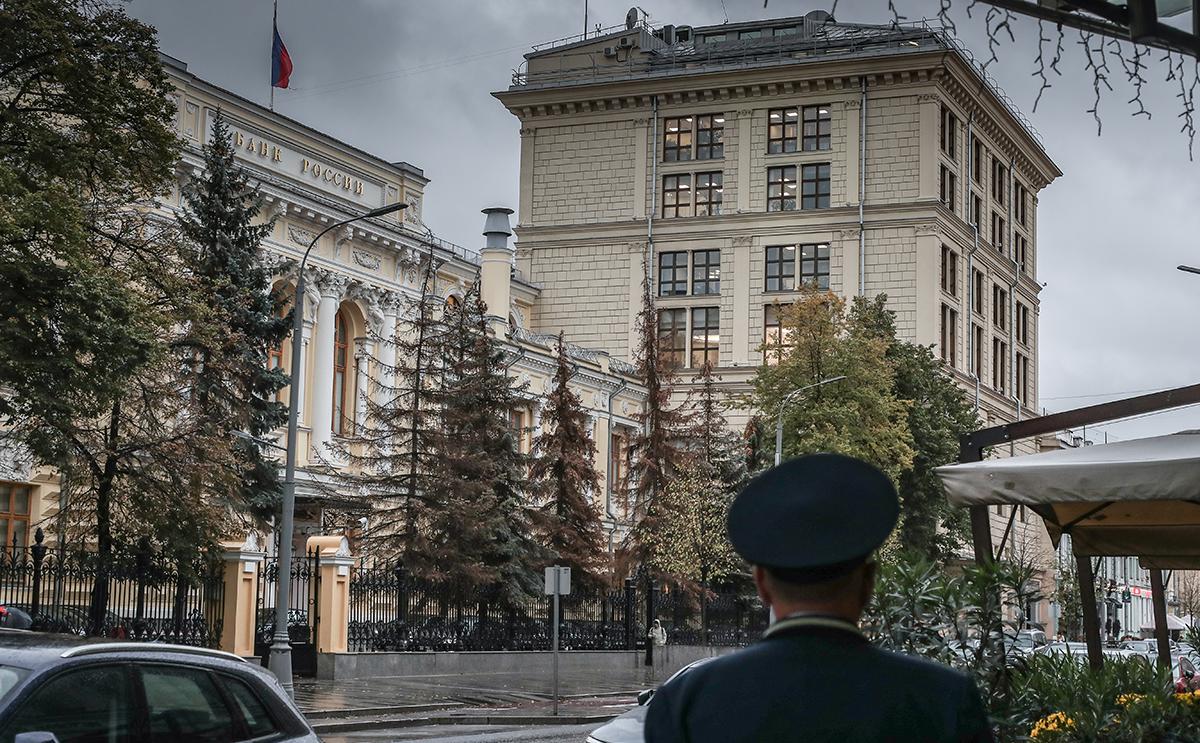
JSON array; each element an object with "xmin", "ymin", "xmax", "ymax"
[{"xmin": 254, "ymin": 550, "xmax": 320, "ymax": 677}]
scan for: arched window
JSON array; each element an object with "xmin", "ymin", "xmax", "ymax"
[
  {"xmin": 268, "ymin": 305, "xmax": 287, "ymax": 401},
  {"xmin": 446, "ymin": 295, "xmax": 460, "ymax": 309},
  {"xmin": 332, "ymin": 309, "xmax": 349, "ymax": 435}
]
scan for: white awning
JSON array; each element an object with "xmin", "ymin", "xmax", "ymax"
[
  {"xmin": 1141, "ymin": 613, "xmax": 1188, "ymax": 631},
  {"xmin": 935, "ymin": 431, "xmax": 1200, "ymax": 556}
]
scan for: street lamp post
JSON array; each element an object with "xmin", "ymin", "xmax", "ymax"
[
  {"xmin": 1178, "ymin": 265, "xmax": 1200, "ymax": 275},
  {"xmin": 774, "ymin": 376, "xmax": 847, "ymax": 466},
  {"xmin": 270, "ymin": 201, "xmax": 406, "ymax": 696}
]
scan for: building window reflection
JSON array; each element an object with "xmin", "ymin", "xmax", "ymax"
[{"xmin": 333, "ymin": 309, "xmax": 350, "ymax": 436}]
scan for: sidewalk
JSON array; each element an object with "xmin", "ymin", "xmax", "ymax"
[{"xmin": 294, "ymin": 665, "xmax": 657, "ymax": 716}]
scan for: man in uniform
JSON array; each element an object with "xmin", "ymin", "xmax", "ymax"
[{"xmin": 644, "ymin": 453, "xmax": 993, "ymax": 743}]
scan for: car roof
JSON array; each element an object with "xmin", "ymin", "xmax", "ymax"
[{"xmin": 0, "ymin": 631, "xmax": 246, "ymax": 671}]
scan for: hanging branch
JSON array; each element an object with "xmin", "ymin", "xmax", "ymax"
[
  {"xmin": 888, "ymin": 0, "xmax": 907, "ymax": 29},
  {"xmin": 981, "ymin": 6, "xmax": 1016, "ymax": 72},
  {"xmin": 1078, "ymin": 31, "xmax": 1113, "ymax": 135},
  {"xmin": 1174, "ymin": 55, "xmax": 1198, "ymax": 160},
  {"xmin": 1032, "ymin": 21, "xmax": 1055, "ymax": 112},
  {"xmin": 1051, "ymin": 23, "xmax": 1065, "ymax": 76},
  {"xmin": 1112, "ymin": 39, "xmax": 1151, "ymax": 119},
  {"xmin": 937, "ymin": 0, "xmax": 957, "ymax": 37}
]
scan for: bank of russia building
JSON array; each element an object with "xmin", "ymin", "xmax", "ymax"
[
  {"xmin": 2, "ymin": 56, "xmax": 645, "ymax": 550},
  {"xmin": 495, "ymin": 13, "xmax": 1062, "ymax": 553}
]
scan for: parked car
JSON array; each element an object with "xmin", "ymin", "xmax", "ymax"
[
  {"xmin": 586, "ymin": 658, "xmax": 715, "ymax": 743},
  {"xmin": 0, "ymin": 631, "xmax": 318, "ymax": 742}
]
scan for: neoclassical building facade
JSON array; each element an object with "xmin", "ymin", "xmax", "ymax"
[{"xmin": 0, "ymin": 54, "xmax": 645, "ymax": 551}]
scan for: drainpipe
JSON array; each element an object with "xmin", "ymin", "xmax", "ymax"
[
  {"xmin": 858, "ymin": 78, "xmax": 868, "ymax": 295},
  {"xmin": 605, "ymin": 378, "xmax": 629, "ymax": 519}
]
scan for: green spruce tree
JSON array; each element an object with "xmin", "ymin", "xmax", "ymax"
[
  {"xmin": 177, "ymin": 112, "xmax": 291, "ymax": 522},
  {"xmin": 528, "ymin": 333, "xmax": 608, "ymax": 591},
  {"xmin": 427, "ymin": 282, "xmax": 541, "ymax": 604}
]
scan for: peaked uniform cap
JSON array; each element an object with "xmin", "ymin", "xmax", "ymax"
[{"xmin": 727, "ymin": 453, "xmax": 898, "ymax": 576}]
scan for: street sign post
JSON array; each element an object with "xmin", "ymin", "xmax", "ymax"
[{"xmin": 544, "ymin": 566, "xmax": 571, "ymax": 716}]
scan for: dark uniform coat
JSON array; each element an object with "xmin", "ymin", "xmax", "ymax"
[{"xmin": 644, "ymin": 619, "xmax": 993, "ymax": 743}]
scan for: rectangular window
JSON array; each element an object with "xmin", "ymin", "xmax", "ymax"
[
  {"xmin": 1014, "ymin": 233, "xmax": 1028, "ymax": 273},
  {"xmin": 972, "ymin": 270, "xmax": 985, "ymax": 315},
  {"xmin": 738, "ymin": 29, "xmax": 763, "ymax": 39},
  {"xmin": 763, "ymin": 303, "xmax": 791, "ymax": 365},
  {"xmin": 696, "ymin": 114, "xmax": 725, "ymax": 159},
  {"xmin": 1017, "ymin": 352, "xmax": 1030, "ymax": 405},
  {"xmin": 690, "ymin": 307, "xmax": 720, "ymax": 368},
  {"xmin": 767, "ymin": 108, "xmax": 798, "ymax": 154},
  {"xmin": 691, "ymin": 249, "xmax": 720, "ymax": 295},
  {"xmin": 992, "ymin": 284, "xmax": 1008, "ymax": 330},
  {"xmin": 766, "ymin": 166, "xmax": 797, "ymax": 212},
  {"xmin": 941, "ymin": 106, "xmax": 957, "ymax": 158},
  {"xmin": 802, "ymin": 105, "xmax": 832, "ymax": 151},
  {"xmin": 991, "ymin": 212, "xmax": 1006, "ymax": 251},
  {"xmin": 1015, "ymin": 181, "xmax": 1028, "ymax": 226},
  {"xmin": 0, "ymin": 483, "xmax": 31, "ymax": 551},
  {"xmin": 940, "ymin": 304, "xmax": 958, "ymax": 367},
  {"xmin": 972, "ymin": 325, "xmax": 984, "ymax": 377},
  {"xmin": 800, "ymin": 163, "xmax": 831, "ymax": 209},
  {"xmin": 940, "ymin": 166, "xmax": 957, "ymax": 213},
  {"xmin": 992, "ymin": 338, "xmax": 1008, "ymax": 392},
  {"xmin": 509, "ymin": 409, "xmax": 530, "ymax": 454},
  {"xmin": 609, "ymin": 430, "xmax": 627, "ymax": 508},
  {"xmin": 973, "ymin": 139, "xmax": 985, "ymax": 183},
  {"xmin": 765, "ymin": 245, "xmax": 796, "ymax": 291},
  {"xmin": 971, "ymin": 194, "xmax": 982, "ymax": 228},
  {"xmin": 941, "ymin": 245, "xmax": 958, "ymax": 296},
  {"xmin": 798, "ymin": 243, "xmax": 830, "ymax": 289},
  {"xmin": 657, "ymin": 308, "xmax": 687, "ymax": 369},
  {"xmin": 663, "ymin": 116, "xmax": 693, "ymax": 162},
  {"xmin": 662, "ymin": 173, "xmax": 691, "ymax": 218},
  {"xmin": 1017, "ymin": 302, "xmax": 1030, "ymax": 345},
  {"xmin": 658, "ymin": 251, "xmax": 688, "ymax": 296},
  {"xmin": 992, "ymin": 158, "xmax": 1007, "ymax": 204},
  {"xmin": 694, "ymin": 171, "xmax": 723, "ymax": 216}
]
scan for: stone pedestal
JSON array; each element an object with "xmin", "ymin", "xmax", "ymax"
[{"xmin": 219, "ymin": 533, "xmax": 266, "ymax": 658}]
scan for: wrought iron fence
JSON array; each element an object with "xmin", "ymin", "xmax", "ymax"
[
  {"xmin": 346, "ymin": 562, "xmax": 768, "ymax": 652},
  {"xmin": 0, "ymin": 529, "xmax": 225, "ymax": 647},
  {"xmin": 254, "ymin": 551, "xmax": 320, "ymax": 676}
]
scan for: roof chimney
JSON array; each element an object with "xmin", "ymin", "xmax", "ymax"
[{"xmin": 479, "ymin": 207, "xmax": 515, "ymax": 336}]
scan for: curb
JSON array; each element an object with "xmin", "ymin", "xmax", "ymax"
[
  {"xmin": 304, "ymin": 701, "xmax": 464, "ymax": 720},
  {"xmin": 312, "ymin": 712, "xmax": 618, "ymax": 734}
]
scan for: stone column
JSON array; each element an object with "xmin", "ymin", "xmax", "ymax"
[
  {"xmin": 376, "ymin": 291, "xmax": 401, "ymax": 411},
  {"xmin": 218, "ymin": 533, "xmax": 266, "ymax": 658},
  {"xmin": 308, "ymin": 269, "xmax": 348, "ymax": 457},
  {"xmin": 353, "ymin": 337, "xmax": 371, "ymax": 432},
  {"xmin": 307, "ymin": 535, "xmax": 353, "ymax": 655}
]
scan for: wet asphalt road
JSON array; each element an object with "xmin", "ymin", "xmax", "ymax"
[{"xmin": 320, "ymin": 722, "xmax": 598, "ymax": 742}]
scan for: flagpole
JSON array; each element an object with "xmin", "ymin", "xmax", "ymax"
[{"xmin": 270, "ymin": 0, "xmax": 277, "ymax": 111}]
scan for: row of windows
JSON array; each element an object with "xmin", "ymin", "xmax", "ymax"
[
  {"xmin": 939, "ymin": 246, "xmax": 1032, "ymax": 345},
  {"xmin": 657, "ymin": 244, "xmax": 830, "ymax": 299},
  {"xmin": 939, "ymin": 305, "xmax": 1032, "ymax": 404},
  {"xmin": 660, "ymin": 106, "xmax": 831, "ymax": 161},
  {"xmin": 698, "ymin": 25, "xmax": 807, "ymax": 43},
  {"xmin": 659, "ymin": 164, "xmax": 832, "ymax": 218},
  {"xmin": 658, "ymin": 306, "xmax": 719, "ymax": 369}
]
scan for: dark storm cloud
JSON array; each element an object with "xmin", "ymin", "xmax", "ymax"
[{"xmin": 127, "ymin": 0, "xmax": 1200, "ymax": 440}]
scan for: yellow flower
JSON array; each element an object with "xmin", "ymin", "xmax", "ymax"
[
  {"xmin": 1031, "ymin": 712, "xmax": 1076, "ymax": 738},
  {"xmin": 1175, "ymin": 690, "xmax": 1200, "ymax": 705},
  {"xmin": 1116, "ymin": 693, "xmax": 1145, "ymax": 706}
]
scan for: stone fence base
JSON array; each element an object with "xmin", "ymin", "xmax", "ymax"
[{"xmin": 316, "ymin": 644, "xmax": 739, "ymax": 682}]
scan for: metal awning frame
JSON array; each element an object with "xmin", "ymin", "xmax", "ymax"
[
  {"xmin": 977, "ymin": 0, "xmax": 1199, "ymax": 58},
  {"xmin": 958, "ymin": 382, "xmax": 1200, "ymax": 671}
]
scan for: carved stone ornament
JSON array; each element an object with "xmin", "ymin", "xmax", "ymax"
[
  {"xmin": 302, "ymin": 269, "xmax": 322, "ymax": 322},
  {"xmin": 621, "ymin": 401, "xmax": 630, "ymax": 415},
  {"xmin": 287, "ymin": 225, "xmax": 316, "ymax": 246},
  {"xmin": 314, "ymin": 267, "xmax": 351, "ymax": 300},
  {"xmin": 837, "ymin": 228, "xmax": 862, "ymax": 240},
  {"xmin": 732, "ymin": 235, "xmax": 754, "ymax": 247},
  {"xmin": 914, "ymin": 223, "xmax": 940, "ymax": 236},
  {"xmin": 353, "ymin": 250, "xmax": 381, "ymax": 271},
  {"xmin": 404, "ymin": 195, "xmax": 422, "ymax": 225},
  {"xmin": 0, "ymin": 436, "xmax": 33, "ymax": 483}
]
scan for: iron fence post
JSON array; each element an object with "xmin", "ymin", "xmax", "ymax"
[
  {"xmin": 623, "ymin": 578, "xmax": 635, "ymax": 650},
  {"xmin": 394, "ymin": 563, "xmax": 406, "ymax": 625},
  {"xmin": 644, "ymin": 574, "xmax": 657, "ymax": 667},
  {"xmin": 30, "ymin": 528, "xmax": 46, "ymax": 617},
  {"xmin": 134, "ymin": 537, "xmax": 149, "ymax": 638}
]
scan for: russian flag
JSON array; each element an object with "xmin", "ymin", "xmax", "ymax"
[{"xmin": 271, "ymin": 23, "xmax": 292, "ymax": 89}]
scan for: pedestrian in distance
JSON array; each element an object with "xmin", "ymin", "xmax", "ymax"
[
  {"xmin": 644, "ymin": 453, "xmax": 994, "ymax": 743},
  {"xmin": 649, "ymin": 619, "xmax": 667, "ymax": 647}
]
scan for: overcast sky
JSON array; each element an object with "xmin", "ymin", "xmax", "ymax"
[{"xmin": 125, "ymin": 0, "xmax": 1200, "ymax": 442}]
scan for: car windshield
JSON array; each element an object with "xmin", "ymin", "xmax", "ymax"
[{"xmin": 0, "ymin": 665, "xmax": 28, "ymax": 700}]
